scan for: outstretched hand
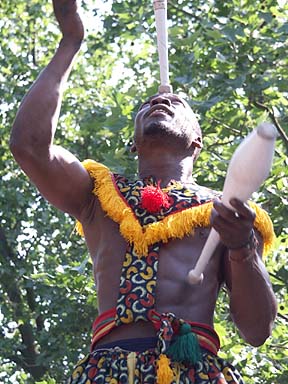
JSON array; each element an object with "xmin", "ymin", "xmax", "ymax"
[
  {"xmin": 211, "ymin": 198, "xmax": 256, "ymax": 249},
  {"xmin": 53, "ymin": 0, "xmax": 84, "ymax": 45}
]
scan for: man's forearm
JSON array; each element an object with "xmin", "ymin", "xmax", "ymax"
[
  {"xmin": 10, "ymin": 39, "xmax": 81, "ymax": 155},
  {"xmin": 228, "ymin": 248, "xmax": 277, "ymax": 347}
]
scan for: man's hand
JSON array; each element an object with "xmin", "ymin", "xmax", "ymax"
[
  {"xmin": 53, "ymin": 0, "xmax": 84, "ymax": 45},
  {"xmin": 211, "ymin": 198, "xmax": 256, "ymax": 249}
]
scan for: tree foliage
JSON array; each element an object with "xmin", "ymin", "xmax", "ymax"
[{"xmin": 0, "ymin": 0, "xmax": 287, "ymax": 382}]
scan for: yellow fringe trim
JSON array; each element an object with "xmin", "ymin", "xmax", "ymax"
[
  {"xmin": 156, "ymin": 354, "xmax": 174, "ymax": 384},
  {"xmin": 248, "ymin": 201, "xmax": 276, "ymax": 256},
  {"xmin": 76, "ymin": 160, "xmax": 275, "ymax": 257}
]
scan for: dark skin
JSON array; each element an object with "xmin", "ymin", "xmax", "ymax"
[{"xmin": 10, "ymin": 0, "xmax": 277, "ymax": 349}]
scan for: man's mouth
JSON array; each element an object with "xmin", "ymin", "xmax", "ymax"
[{"xmin": 144, "ymin": 104, "xmax": 174, "ymax": 118}]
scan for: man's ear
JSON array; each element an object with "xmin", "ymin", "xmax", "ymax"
[
  {"xmin": 130, "ymin": 142, "xmax": 137, "ymax": 153},
  {"xmin": 192, "ymin": 135, "xmax": 203, "ymax": 149},
  {"xmin": 190, "ymin": 135, "xmax": 202, "ymax": 162}
]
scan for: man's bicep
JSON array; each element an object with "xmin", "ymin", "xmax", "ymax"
[{"xmin": 18, "ymin": 144, "xmax": 93, "ymax": 218}]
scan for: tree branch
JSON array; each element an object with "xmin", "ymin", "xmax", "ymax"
[
  {"xmin": 269, "ymin": 271, "xmax": 286, "ymax": 284},
  {"xmin": 277, "ymin": 313, "xmax": 288, "ymax": 322},
  {"xmin": 167, "ymin": 0, "xmax": 198, "ymax": 19},
  {"xmin": 210, "ymin": 117, "xmax": 242, "ymax": 135},
  {"xmin": 253, "ymin": 100, "xmax": 288, "ymax": 150}
]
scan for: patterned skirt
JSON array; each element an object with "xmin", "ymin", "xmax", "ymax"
[{"xmin": 68, "ymin": 339, "xmax": 244, "ymax": 384}]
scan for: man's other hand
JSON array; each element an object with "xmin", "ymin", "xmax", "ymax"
[{"xmin": 211, "ymin": 198, "xmax": 256, "ymax": 250}]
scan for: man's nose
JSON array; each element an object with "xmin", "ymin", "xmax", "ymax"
[{"xmin": 150, "ymin": 95, "xmax": 171, "ymax": 107}]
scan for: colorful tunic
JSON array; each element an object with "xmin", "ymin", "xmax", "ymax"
[{"xmin": 69, "ymin": 160, "xmax": 275, "ymax": 384}]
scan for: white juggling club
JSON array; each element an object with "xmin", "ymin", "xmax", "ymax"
[
  {"xmin": 188, "ymin": 122, "xmax": 278, "ymax": 284},
  {"xmin": 153, "ymin": 0, "xmax": 173, "ymax": 94}
]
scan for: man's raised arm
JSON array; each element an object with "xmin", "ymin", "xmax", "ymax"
[{"xmin": 10, "ymin": 0, "xmax": 93, "ymax": 219}]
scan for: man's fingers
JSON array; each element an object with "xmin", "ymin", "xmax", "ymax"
[
  {"xmin": 211, "ymin": 198, "xmax": 257, "ymax": 249},
  {"xmin": 229, "ymin": 198, "xmax": 256, "ymax": 220},
  {"xmin": 213, "ymin": 200, "xmax": 239, "ymax": 222},
  {"xmin": 213, "ymin": 198, "xmax": 256, "ymax": 221}
]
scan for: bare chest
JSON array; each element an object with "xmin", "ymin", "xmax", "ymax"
[{"xmin": 84, "ymin": 212, "xmax": 223, "ymax": 322}]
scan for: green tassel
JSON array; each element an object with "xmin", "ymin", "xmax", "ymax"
[{"xmin": 167, "ymin": 323, "xmax": 201, "ymax": 364}]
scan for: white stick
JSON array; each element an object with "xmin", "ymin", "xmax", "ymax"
[
  {"xmin": 188, "ymin": 122, "xmax": 278, "ymax": 284},
  {"xmin": 153, "ymin": 0, "xmax": 173, "ymax": 93},
  {"xmin": 188, "ymin": 228, "xmax": 219, "ymax": 284}
]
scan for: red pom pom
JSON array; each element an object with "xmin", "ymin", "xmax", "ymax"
[{"xmin": 140, "ymin": 183, "xmax": 171, "ymax": 213}]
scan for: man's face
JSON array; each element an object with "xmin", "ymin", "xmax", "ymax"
[{"xmin": 134, "ymin": 93, "xmax": 202, "ymax": 152}]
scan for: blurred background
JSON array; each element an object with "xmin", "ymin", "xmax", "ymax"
[{"xmin": 0, "ymin": 0, "xmax": 287, "ymax": 382}]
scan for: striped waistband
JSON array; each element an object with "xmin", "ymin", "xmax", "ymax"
[
  {"xmin": 91, "ymin": 308, "xmax": 117, "ymax": 350},
  {"xmin": 91, "ymin": 308, "xmax": 220, "ymax": 356}
]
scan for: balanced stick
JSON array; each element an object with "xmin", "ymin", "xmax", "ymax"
[{"xmin": 153, "ymin": 0, "xmax": 173, "ymax": 93}]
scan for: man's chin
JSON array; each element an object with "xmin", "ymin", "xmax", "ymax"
[{"xmin": 144, "ymin": 121, "xmax": 172, "ymax": 136}]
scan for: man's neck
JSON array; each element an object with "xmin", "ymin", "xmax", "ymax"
[{"xmin": 137, "ymin": 153, "xmax": 195, "ymax": 187}]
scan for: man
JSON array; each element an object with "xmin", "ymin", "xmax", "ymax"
[{"xmin": 10, "ymin": 1, "xmax": 277, "ymax": 383}]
